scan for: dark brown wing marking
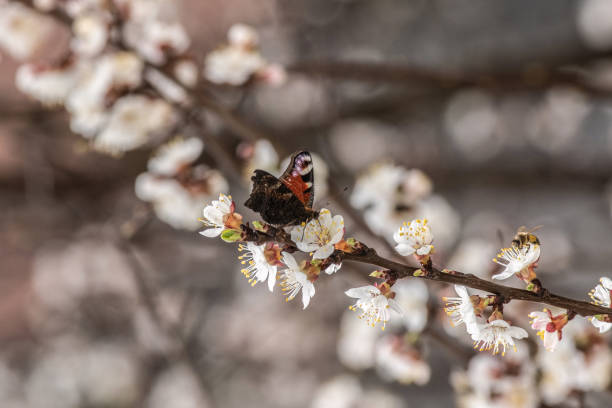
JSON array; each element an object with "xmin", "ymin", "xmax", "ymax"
[{"xmin": 244, "ymin": 170, "xmax": 315, "ymax": 226}]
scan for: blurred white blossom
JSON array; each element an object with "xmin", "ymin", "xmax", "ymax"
[
  {"xmin": 444, "ymin": 89, "xmax": 500, "ymax": 162},
  {"xmin": 26, "ymin": 340, "xmax": 139, "ymax": 408},
  {"xmin": 537, "ymin": 319, "xmax": 612, "ymax": 404},
  {"xmin": 310, "ymin": 375, "xmax": 362, "ymax": 408},
  {"xmin": 71, "ymin": 13, "xmax": 108, "ymax": 56},
  {"xmin": 204, "ymin": 23, "xmax": 268, "ymax": 85},
  {"xmin": 337, "ymin": 310, "xmax": 380, "ymax": 370},
  {"xmin": 0, "ymin": 3, "xmax": 52, "ymax": 60},
  {"xmin": 121, "ymin": 0, "xmax": 189, "ymax": 65},
  {"xmin": 147, "ymin": 364, "xmax": 210, "ymax": 408},
  {"xmin": 95, "ymin": 95, "xmax": 174, "ymax": 153},
  {"xmin": 16, "ymin": 63, "xmax": 79, "ymax": 106},
  {"xmin": 390, "ymin": 279, "xmax": 429, "ymax": 332},
  {"xmin": 447, "ymin": 238, "xmax": 497, "ymax": 278},
  {"xmin": 453, "ymin": 351, "xmax": 538, "ymax": 408},
  {"xmin": 174, "ymin": 59, "xmax": 199, "ymax": 88},
  {"xmin": 526, "ymin": 87, "xmax": 590, "ymax": 154},
  {"xmin": 375, "ymin": 335, "xmax": 431, "ymax": 385},
  {"xmin": 148, "ymin": 137, "xmax": 203, "ymax": 176},
  {"xmin": 136, "ymin": 169, "xmax": 228, "ymax": 231},
  {"xmin": 577, "ymin": 0, "xmax": 612, "ymax": 50}
]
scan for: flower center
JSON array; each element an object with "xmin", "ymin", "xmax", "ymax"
[
  {"xmin": 314, "ymin": 226, "xmax": 331, "ymax": 245},
  {"xmin": 545, "ymin": 322, "xmax": 556, "ymax": 333}
]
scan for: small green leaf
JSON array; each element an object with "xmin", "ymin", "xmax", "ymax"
[
  {"xmin": 221, "ymin": 229, "xmax": 242, "ymax": 243},
  {"xmin": 252, "ymin": 221, "xmax": 266, "ymax": 232}
]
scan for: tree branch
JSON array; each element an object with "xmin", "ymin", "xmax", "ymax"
[{"xmin": 246, "ymin": 225, "xmax": 612, "ymax": 318}]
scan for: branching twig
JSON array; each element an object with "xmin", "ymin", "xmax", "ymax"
[{"xmin": 247, "ymin": 225, "xmax": 612, "ymax": 318}]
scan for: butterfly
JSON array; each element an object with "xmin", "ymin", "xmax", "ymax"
[{"xmin": 245, "ymin": 150, "xmax": 318, "ymax": 226}]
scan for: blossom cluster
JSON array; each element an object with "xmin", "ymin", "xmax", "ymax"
[
  {"xmin": 199, "ymin": 194, "xmax": 346, "ymax": 309},
  {"xmin": 135, "ymin": 137, "xmax": 228, "ymax": 230},
  {"xmin": 0, "ymin": 0, "xmax": 292, "ymax": 231},
  {"xmin": 351, "ymin": 163, "xmax": 460, "ymax": 251}
]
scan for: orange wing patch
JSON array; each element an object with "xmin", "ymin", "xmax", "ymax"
[{"xmin": 281, "ymin": 175, "xmax": 312, "ymax": 208}]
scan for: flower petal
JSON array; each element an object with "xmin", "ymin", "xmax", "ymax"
[
  {"xmin": 313, "ymin": 244, "xmax": 334, "ymax": 260},
  {"xmin": 267, "ymin": 267, "xmax": 277, "ymax": 292},
  {"xmin": 199, "ymin": 227, "xmax": 223, "ymax": 237}
]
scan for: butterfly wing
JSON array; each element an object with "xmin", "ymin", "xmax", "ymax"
[
  {"xmin": 279, "ymin": 151, "xmax": 314, "ymax": 208},
  {"xmin": 245, "ymin": 170, "xmax": 314, "ymax": 226}
]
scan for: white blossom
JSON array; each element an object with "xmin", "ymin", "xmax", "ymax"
[
  {"xmin": 443, "ymin": 285, "xmax": 480, "ymax": 336},
  {"xmin": 199, "ymin": 193, "xmax": 234, "ymax": 237},
  {"xmin": 324, "ymin": 262, "xmax": 342, "ymax": 275},
  {"xmin": 16, "ymin": 63, "xmax": 78, "ymax": 106},
  {"xmin": 588, "ymin": 277, "xmax": 612, "ymax": 333},
  {"xmin": 393, "ymin": 218, "xmax": 434, "ymax": 256},
  {"xmin": 204, "ymin": 23, "xmax": 267, "ymax": 85},
  {"xmin": 66, "ymin": 52, "xmax": 143, "ymax": 137},
  {"xmin": 345, "ymin": 285, "xmax": 402, "ymax": 330},
  {"xmin": 291, "ymin": 209, "xmax": 344, "ymax": 259},
  {"xmin": 537, "ymin": 319, "xmax": 612, "ymax": 404},
  {"xmin": 472, "ymin": 319, "xmax": 528, "ymax": 356},
  {"xmin": 238, "ymin": 242, "xmax": 278, "ymax": 292},
  {"xmin": 453, "ymin": 352, "xmax": 538, "ymax": 408},
  {"xmin": 390, "ymin": 279, "xmax": 429, "ymax": 332},
  {"xmin": 337, "ymin": 310, "xmax": 380, "ymax": 370},
  {"xmin": 375, "ymin": 336, "xmax": 430, "ymax": 385},
  {"xmin": 71, "ymin": 13, "xmax": 108, "ymax": 56},
  {"xmin": 173, "ymin": 59, "xmax": 199, "ymax": 88},
  {"xmin": 279, "ymin": 252, "xmax": 315, "ymax": 309},
  {"xmin": 148, "ymin": 137, "xmax": 203, "ymax": 176},
  {"xmin": 0, "ymin": 3, "xmax": 52, "ymax": 60},
  {"xmin": 228, "ymin": 23, "xmax": 259, "ymax": 47},
  {"xmin": 122, "ymin": 10, "xmax": 189, "ymax": 65},
  {"xmin": 95, "ymin": 96, "xmax": 174, "ymax": 153},
  {"xmin": 136, "ymin": 172, "xmax": 228, "ymax": 231},
  {"xmin": 529, "ymin": 310, "xmax": 561, "ymax": 351},
  {"xmin": 491, "ymin": 244, "xmax": 540, "ymax": 280},
  {"xmin": 351, "ymin": 163, "xmax": 407, "ymax": 211},
  {"xmin": 204, "ymin": 46, "xmax": 266, "ymax": 86}
]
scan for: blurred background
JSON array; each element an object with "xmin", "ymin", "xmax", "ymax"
[{"xmin": 1, "ymin": 0, "xmax": 612, "ymax": 407}]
